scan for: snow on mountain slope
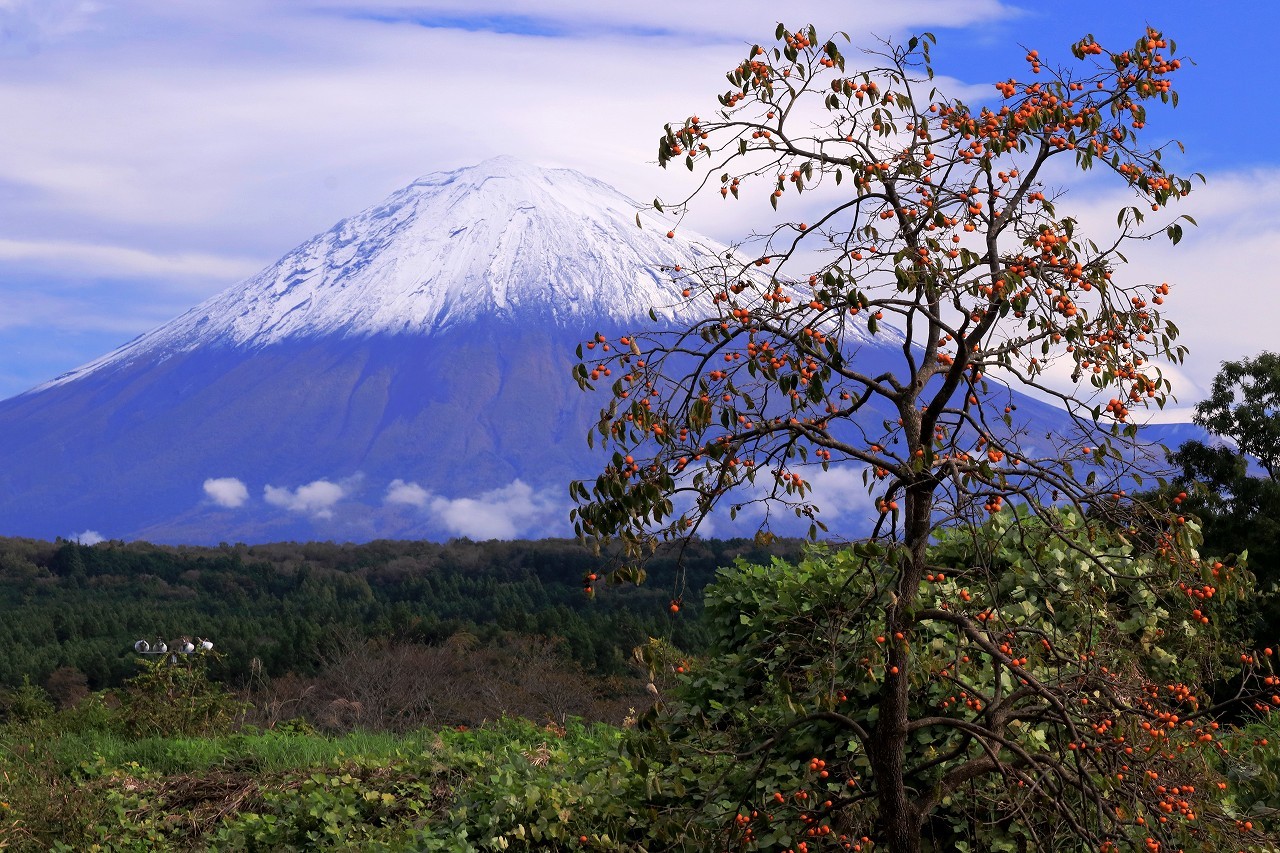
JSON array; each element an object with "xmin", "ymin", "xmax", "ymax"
[{"xmin": 34, "ymin": 156, "xmax": 723, "ymax": 392}]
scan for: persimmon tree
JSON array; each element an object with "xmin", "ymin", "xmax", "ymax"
[
  {"xmin": 624, "ymin": 514, "xmax": 1279, "ymax": 852},
  {"xmin": 571, "ymin": 24, "xmax": 1280, "ymax": 852}
]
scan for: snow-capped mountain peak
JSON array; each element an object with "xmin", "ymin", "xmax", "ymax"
[
  {"xmin": 38, "ymin": 157, "xmax": 724, "ymax": 390},
  {"xmin": 205, "ymin": 156, "xmax": 717, "ymax": 338}
]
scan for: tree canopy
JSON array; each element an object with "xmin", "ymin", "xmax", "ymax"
[
  {"xmin": 1186, "ymin": 352, "xmax": 1280, "ymax": 481},
  {"xmin": 1167, "ymin": 352, "xmax": 1280, "ymax": 647}
]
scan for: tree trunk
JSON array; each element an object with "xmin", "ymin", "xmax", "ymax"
[{"xmin": 871, "ymin": 484, "xmax": 933, "ymax": 851}]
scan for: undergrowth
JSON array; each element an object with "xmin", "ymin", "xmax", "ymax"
[{"xmin": 0, "ymin": 713, "xmax": 647, "ymax": 852}]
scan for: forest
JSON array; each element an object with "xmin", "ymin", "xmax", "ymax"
[{"xmin": 0, "ymin": 533, "xmax": 805, "ymax": 700}]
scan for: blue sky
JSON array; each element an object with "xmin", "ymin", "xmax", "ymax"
[{"xmin": 0, "ymin": 0, "xmax": 1276, "ymax": 405}]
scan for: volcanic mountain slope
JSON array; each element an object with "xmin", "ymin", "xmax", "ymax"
[
  {"xmin": 0, "ymin": 157, "xmax": 742, "ymax": 543},
  {"xmin": 0, "ymin": 157, "xmax": 1200, "ymax": 544}
]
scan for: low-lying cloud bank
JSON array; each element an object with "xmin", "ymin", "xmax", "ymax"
[
  {"xmin": 197, "ymin": 474, "xmax": 566, "ymax": 539},
  {"xmin": 195, "ymin": 467, "xmax": 882, "ymax": 542}
]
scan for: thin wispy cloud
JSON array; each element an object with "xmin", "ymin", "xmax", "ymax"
[
  {"xmin": 329, "ymin": 1, "xmax": 1020, "ymax": 39},
  {"xmin": 0, "ymin": 0, "xmax": 101, "ymax": 54},
  {"xmin": 0, "ymin": 238, "xmax": 261, "ymax": 281},
  {"xmin": 338, "ymin": 10, "xmax": 601, "ymax": 38},
  {"xmin": 0, "ymin": 290, "xmax": 177, "ymax": 334}
]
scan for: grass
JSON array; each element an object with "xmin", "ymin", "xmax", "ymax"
[{"xmin": 27, "ymin": 725, "xmax": 447, "ymax": 775}]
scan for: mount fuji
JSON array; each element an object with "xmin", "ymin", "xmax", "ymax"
[
  {"xmin": 0, "ymin": 157, "xmax": 1201, "ymax": 544},
  {"xmin": 0, "ymin": 157, "xmax": 739, "ymax": 543}
]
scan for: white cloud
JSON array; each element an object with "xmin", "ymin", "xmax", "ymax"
[
  {"xmin": 1032, "ymin": 167, "xmax": 1280, "ymax": 392},
  {"xmin": 0, "ymin": 1, "xmax": 1019, "ymax": 256},
  {"xmin": 680, "ymin": 461, "xmax": 875, "ymax": 540},
  {"xmin": 71, "ymin": 528, "xmax": 103, "ymax": 544},
  {"xmin": 0, "ymin": 238, "xmax": 260, "ymax": 281},
  {"xmin": 203, "ymin": 476, "xmax": 249, "ymax": 508},
  {"xmin": 805, "ymin": 466, "xmax": 877, "ymax": 520},
  {"xmin": 384, "ymin": 478, "xmax": 429, "ymax": 508},
  {"xmin": 849, "ymin": 162, "xmax": 1280, "ymax": 417},
  {"xmin": 428, "ymin": 479, "xmax": 561, "ymax": 539},
  {"xmin": 263, "ymin": 478, "xmax": 346, "ymax": 518}
]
